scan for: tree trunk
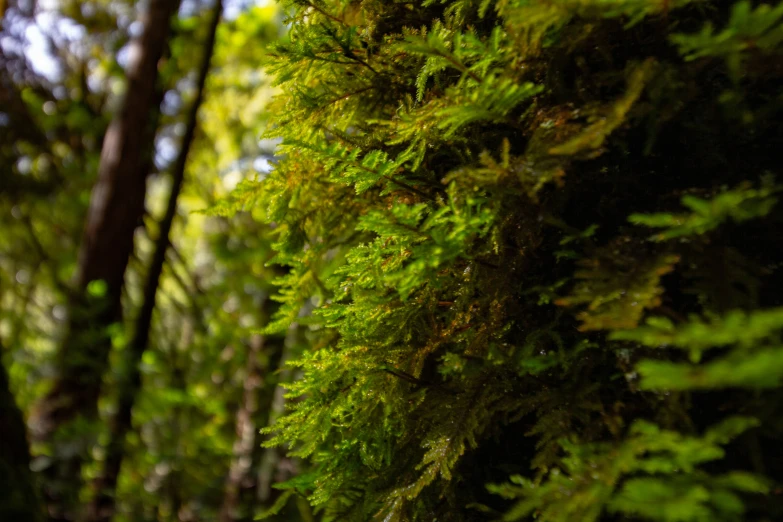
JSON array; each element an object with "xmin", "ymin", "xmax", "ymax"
[
  {"xmin": 256, "ymin": 310, "xmax": 310, "ymax": 510},
  {"xmin": 0, "ymin": 340, "xmax": 44, "ymax": 522},
  {"xmin": 86, "ymin": 3, "xmax": 222, "ymax": 520},
  {"xmin": 219, "ymin": 304, "xmax": 286, "ymax": 522},
  {"xmin": 29, "ymin": 0, "xmax": 180, "ymax": 519},
  {"xmin": 165, "ymin": 322, "xmax": 191, "ymax": 522}
]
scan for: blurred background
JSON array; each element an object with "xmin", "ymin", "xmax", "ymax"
[{"xmin": 0, "ymin": 0, "xmax": 309, "ymax": 520}]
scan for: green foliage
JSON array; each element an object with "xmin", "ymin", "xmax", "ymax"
[
  {"xmin": 548, "ymin": 58, "xmax": 658, "ymax": 157},
  {"xmin": 246, "ymin": 0, "xmax": 783, "ymax": 520},
  {"xmin": 611, "ymin": 307, "xmax": 783, "ymax": 390},
  {"xmin": 556, "ymin": 250, "xmax": 680, "ymax": 331},
  {"xmin": 488, "ymin": 417, "xmax": 767, "ymax": 522},
  {"xmin": 2, "ymin": 1, "xmax": 299, "ymax": 520},
  {"xmin": 10, "ymin": 0, "xmax": 783, "ymax": 518},
  {"xmin": 671, "ymin": 0, "xmax": 783, "ymax": 80},
  {"xmin": 610, "ymin": 308, "xmax": 783, "ymax": 352},
  {"xmin": 629, "ymin": 178, "xmax": 780, "ymax": 241}
]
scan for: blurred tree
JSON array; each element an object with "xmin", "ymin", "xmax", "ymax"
[
  {"xmin": 28, "ymin": 0, "xmax": 181, "ymax": 518},
  {"xmin": 0, "ymin": 338, "xmax": 44, "ymax": 522},
  {"xmin": 3, "ymin": 0, "xmax": 304, "ymax": 521},
  {"xmin": 87, "ymin": 1, "xmax": 222, "ymax": 519},
  {"xmin": 218, "ymin": 297, "xmax": 286, "ymax": 522}
]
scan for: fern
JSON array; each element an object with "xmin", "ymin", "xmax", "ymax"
[
  {"xmin": 671, "ymin": 0, "xmax": 783, "ymax": 80},
  {"xmin": 490, "ymin": 418, "xmax": 767, "ymax": 522},
  {"xmin": 251, "ymin": 0, "xmax": 783, "ymax": 519},
  {"xmin": 629, "ymin": 178, "xmax": 780, "ymax": 241}
]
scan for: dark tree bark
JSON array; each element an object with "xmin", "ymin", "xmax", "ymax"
[
  {"xmin": 86, "ymin": 2, "xmax": 222, "ymax": 520},
  {"xmin": 29, "ymin": 0, "xmax": 180, "ymax": 519},
  {"xmin": 0, "ymin": 340, "xmax": 44, "ymax": 522}
]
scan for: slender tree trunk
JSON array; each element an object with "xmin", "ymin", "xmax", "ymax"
[
  {"xmin": 219, "ymin": 301, "xmax": 286, "ymax": 522},
  {"xmin": 28, "ymin": 1, "xmax": 180, "ymax": 519},
  {"xmin": 166, "ymin": 326, "xmax": 190, "ymax": 522},
  {"xmin": 86, "ymin": 3, "xmax": 222, "ymax": 520},
  {"xmin": 256, "ymin": 311, "xmax": 310, "ymax": 509},
  {"xmin": 0, "ymin": 339, "xmax": 44, "ymax": 522}
]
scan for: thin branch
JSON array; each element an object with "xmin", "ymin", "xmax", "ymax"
[
  {"xmin": 301, "ymin": 0, "xmax": 346, "ymax": 25},
  {"xmin": 321, "ymin": 85, "xmax": 374, "ymax": 108},
  {"xmin": 436, "ymin": 50, "xmax": 482, "ymax": 84}
]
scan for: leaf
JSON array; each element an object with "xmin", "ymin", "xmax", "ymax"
[
  {"xmin": 629, "ymin": 178, "xmax": 780, "ymax": 240},
  {"xmin": 548, "ymin": 59, "xmax": 657, "ymax": 156},
  {"xmin": 557, "ymin": 250, "xmax": 680, "ymax": 331},
  {"xmin": 86, "ymin": 279, "xmax": 108, "ymax": 298},
  {"xmin": 255, "ymin": 490, "xmax": 296, "ymax": 520}
]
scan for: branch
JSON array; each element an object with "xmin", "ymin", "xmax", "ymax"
[{"xmin": 300, "ymin": 0, "xmax": 346, "ymax": 25}]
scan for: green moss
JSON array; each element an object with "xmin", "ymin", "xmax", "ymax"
[{"xmin": 235, "ymin": 0, "xmax": 783, "ymax": 519}]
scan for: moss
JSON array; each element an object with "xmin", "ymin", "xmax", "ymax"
[{"xmin": 240, "ymin": 0, "xmax": 783, "ymax": 520}]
